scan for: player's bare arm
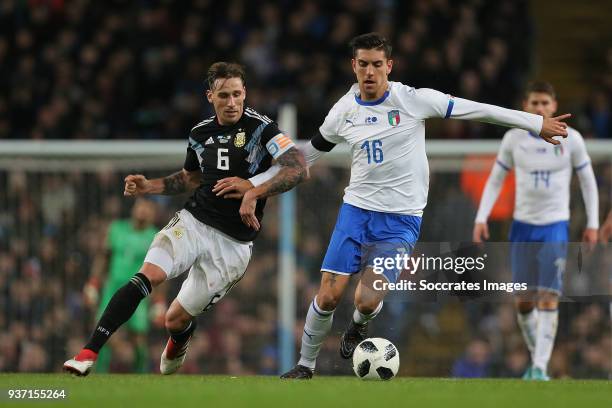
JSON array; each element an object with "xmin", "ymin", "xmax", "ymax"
[
  {"xmin": 124, "ymin": 169, "xmax": 202, "ymax": 196},
  {"xmin": 212, "ymin": 176, "xmax": 255, "ymax": 199},
  {"xmin": 239, "ymin": 147, "xmax": 307, "ymax": 230}
]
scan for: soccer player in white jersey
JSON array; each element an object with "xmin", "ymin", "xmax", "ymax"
[
  {"xmin": 473, "ymin": 81, "xmax": 599, "ymax": 380},
  {"xmin": 218, "ymin": 32, "xmax": 571, "ymax": 379}
]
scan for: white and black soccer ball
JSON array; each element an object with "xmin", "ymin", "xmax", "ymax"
[{"xmin": 352, "ymin": 337, "xmax": 400, "ymax": 380}]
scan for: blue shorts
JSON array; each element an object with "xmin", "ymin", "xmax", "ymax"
[
  {"xmin": 509, "ymin": 220, "xmax": 568, "ymax": 293},
  {"xmin": 321, "ymin": 203, "xmax": 422, "ymax": 283}
]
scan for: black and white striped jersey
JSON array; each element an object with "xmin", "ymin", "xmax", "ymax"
[{"xmin": 183, "ymin": 107, "xmax": 286, "ymax": 242}]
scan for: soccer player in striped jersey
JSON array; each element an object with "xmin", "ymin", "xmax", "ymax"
[
  {"xmin": 473, "ymin": 81, "xmax": 599, "ymax": 380},
  {"xmin": 64, "ymin": 62, "xmax": 306, "ymax": 376},
  {"xmin": 237, "ymin": 32, "xmax": 571, "ymax": 379}
]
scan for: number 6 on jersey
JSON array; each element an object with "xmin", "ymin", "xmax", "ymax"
[{"xmin": 217, "ymin": 148, "xmax": 229, "ymax": 170}]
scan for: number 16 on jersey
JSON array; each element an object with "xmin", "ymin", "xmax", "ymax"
[{"xmin": 361, "ymin": 140, "xmax": 384, "ymax": 164}]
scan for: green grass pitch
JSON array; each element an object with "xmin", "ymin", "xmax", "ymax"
[{"xmin": 1, "ymin": 374, "xmax": 610, "ymax": 408}]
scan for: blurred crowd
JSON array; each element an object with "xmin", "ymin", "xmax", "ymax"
[{"xmin": 2, "ymin": 0, "xmax": 538, "ymax": 141}]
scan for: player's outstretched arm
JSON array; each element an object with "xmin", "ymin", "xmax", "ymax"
[
  {"xmin": 413, "ymin": 89, "xmax": 570, "ymax": 145},
  {"xmin": 124, "ymin": 169, "xmax": 202, "ymax": 196},
  {"xmin": 239, "ymin": 147, "xmax": 307, "ymax": 230},
  {"xmin": 452, "ymin": 97, "xmax": 570, "ymax": 145}
]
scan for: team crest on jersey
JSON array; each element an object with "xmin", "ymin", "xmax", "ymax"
[
  {"xmin": 388, "ymin": 110, "xmax": 400, "ymax": 126},
  {"xmin": 217, "ymin": 134, "xmax": 231, "ymax": 144},
  {"xmin": 173, "ymin": 227, "xmax": 184, "ymax": 239},
  {"xmin": 234, "ymin": 132, "xmax": 246, "ymax": 147},
  {"xmin": 554, "ymin": 145, "xmax": 564, "ymax": 156}
]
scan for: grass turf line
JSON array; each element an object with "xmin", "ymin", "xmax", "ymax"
[{"xmin": 0, "ymin": 374, "xmax": 610, "ymax": 408}]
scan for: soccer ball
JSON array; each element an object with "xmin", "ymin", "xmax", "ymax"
[{"xmin": 352, "ymin": 337, "xmax": 400, "ymax": 380}]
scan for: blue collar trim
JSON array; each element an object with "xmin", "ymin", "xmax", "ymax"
[{"xmin": 354, "ymin": 90, "xmax": 390, "ymax": 106}]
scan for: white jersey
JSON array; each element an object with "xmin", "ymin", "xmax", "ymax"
[
  {"xmin": 495, "ymin": 127, "xmax": 591, "ymax": 225},
  {"xmin": 318, "ymin": 81, "xmax": 543, "ymax": 216}
]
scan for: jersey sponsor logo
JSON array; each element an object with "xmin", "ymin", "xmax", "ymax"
[
  {"xmin": 234, "ymin": 131, "xmax": 246, "ymax": 147},
  {"xmin": 536, "ymin": 147, "xmax": 547, "ymax": 154},
  {"xmin": 217, "ymin": 134, "xmax": 231, "ymax": 144},
  {"xmin": 388, "ymin": 110, "xmax": 400, "ymax": 126},
  {"xmin": 205, "ymin": 137, "xmax": 214, "ymax": 145},
  {"xmin": 365, "ymin": 116, "xmax": 378, "ymax": 124}
]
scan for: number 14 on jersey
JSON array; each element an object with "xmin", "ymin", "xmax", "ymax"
[{"xmin": 361, "ymin": 140, "xmax": 384, "ymax": 164}]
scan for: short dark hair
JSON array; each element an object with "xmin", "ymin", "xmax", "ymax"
[
  {"xmin": 524, "ymin": 81, "xmax": 556, "ymax": 100},
  {"xmin": 206, "ymin": 62, "xmax": 246, "ymax": 91},
  {"xmin": 349, "ymin": 32, "xmax": 392, "ymax": 59}
]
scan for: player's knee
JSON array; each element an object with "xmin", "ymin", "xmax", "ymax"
[
  {"xmin": 316, "ymin": 292, "xmax": 340, "ymax": 311},
  {"xmin": 140, "ymin": 263, "xmax": 167, "ymax": 287}
]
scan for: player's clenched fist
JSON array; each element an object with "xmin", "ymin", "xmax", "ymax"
[{"xmin": 124, "ymin": 174, "xmax": 150, "ymax": 196}]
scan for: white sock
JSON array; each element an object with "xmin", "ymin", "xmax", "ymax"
[
  {"xmin": 297, "ymin": 296, "xmax": 334, "ymax": 370},
  {"xmin": 353, "ymin": 302, "xmax": 383, "ymax": 325},
  {"xmin": 533, "ymin": 309, "xmax": 558, "ymax": 372},
  {"xmin": 517, "ymin": 309, "xmax": 538, "ymax": 360}
]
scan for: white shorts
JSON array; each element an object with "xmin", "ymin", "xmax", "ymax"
[{"xmin": 144, "ymin": 209, "xmax": 252, "ymax": 316}]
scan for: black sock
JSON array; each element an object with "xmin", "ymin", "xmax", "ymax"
[
  {"xmin": 170, "ymin": 319, "xmax": 197, "ymax": 345},
  {"xmin": 84, "ymin": 273, "xmax": 152, "ymax": 353}
]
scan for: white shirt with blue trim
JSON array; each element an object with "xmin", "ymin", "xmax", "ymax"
[
  {"xmin": 319, "ymin": 81, "xmax": 543, "ymax": 216},
  {"xmin": 483, "ymin": 126, "xmax": 595, "ymax": 226}
]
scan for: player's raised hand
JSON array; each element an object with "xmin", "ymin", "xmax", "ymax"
[
  {"xmin": 539, "ymin": 114, "xmax": 571, "ymax": 145},
  {"xmin": 239, "ymin": 191, "xmax": 260, "ymax": 231},
  {"xmin": 124, "ymin": 174, "xmax": 150, "ymax": 196},
  {"xmin": 213, "ymin": 177, "xmax": 254, "ymax": 199},
  {"xmin": 473, "ymin": 222, "xmax": 489, "ymax": 243}
]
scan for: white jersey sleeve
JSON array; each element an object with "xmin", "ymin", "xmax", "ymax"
[
  {"xmin": 396, "ymin": 87, "xmax": 451, "ymax": 119},
  {"xmin": 569, "ymin": 129, "xmax": 591, "ymax": 169},
  {"xmin": 397, "ymin": 87, "xmax": 543, "ymax": 135},
  {"xmin": 570, "ymin": 129, "xmax": 599, "ymax": 228},
  {"xmin": 474, "ymin": 131, "xmax": 514, "ymax": 223},
  {"xmin": 496, "ymin": 130, "xmax": 515, "ymax": 170},
  {"xmin": 319, "ymin": 92, "xmax": 354, "ymax": 144}
]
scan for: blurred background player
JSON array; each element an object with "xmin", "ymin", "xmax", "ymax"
[
  {"xmin": 64, "ymin": 62, "xmax": 306, "ymax": 376},
  {"xmin": 473, "ymin": 81, "xmax": 599, "ymax": 380},
  {"xmin": 270, "ymin": 33, "xmax": 571, "ymax": 379},
  {"xmin": 83, "ymin": 198, "xmax": 160, "ymax": 373}
]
